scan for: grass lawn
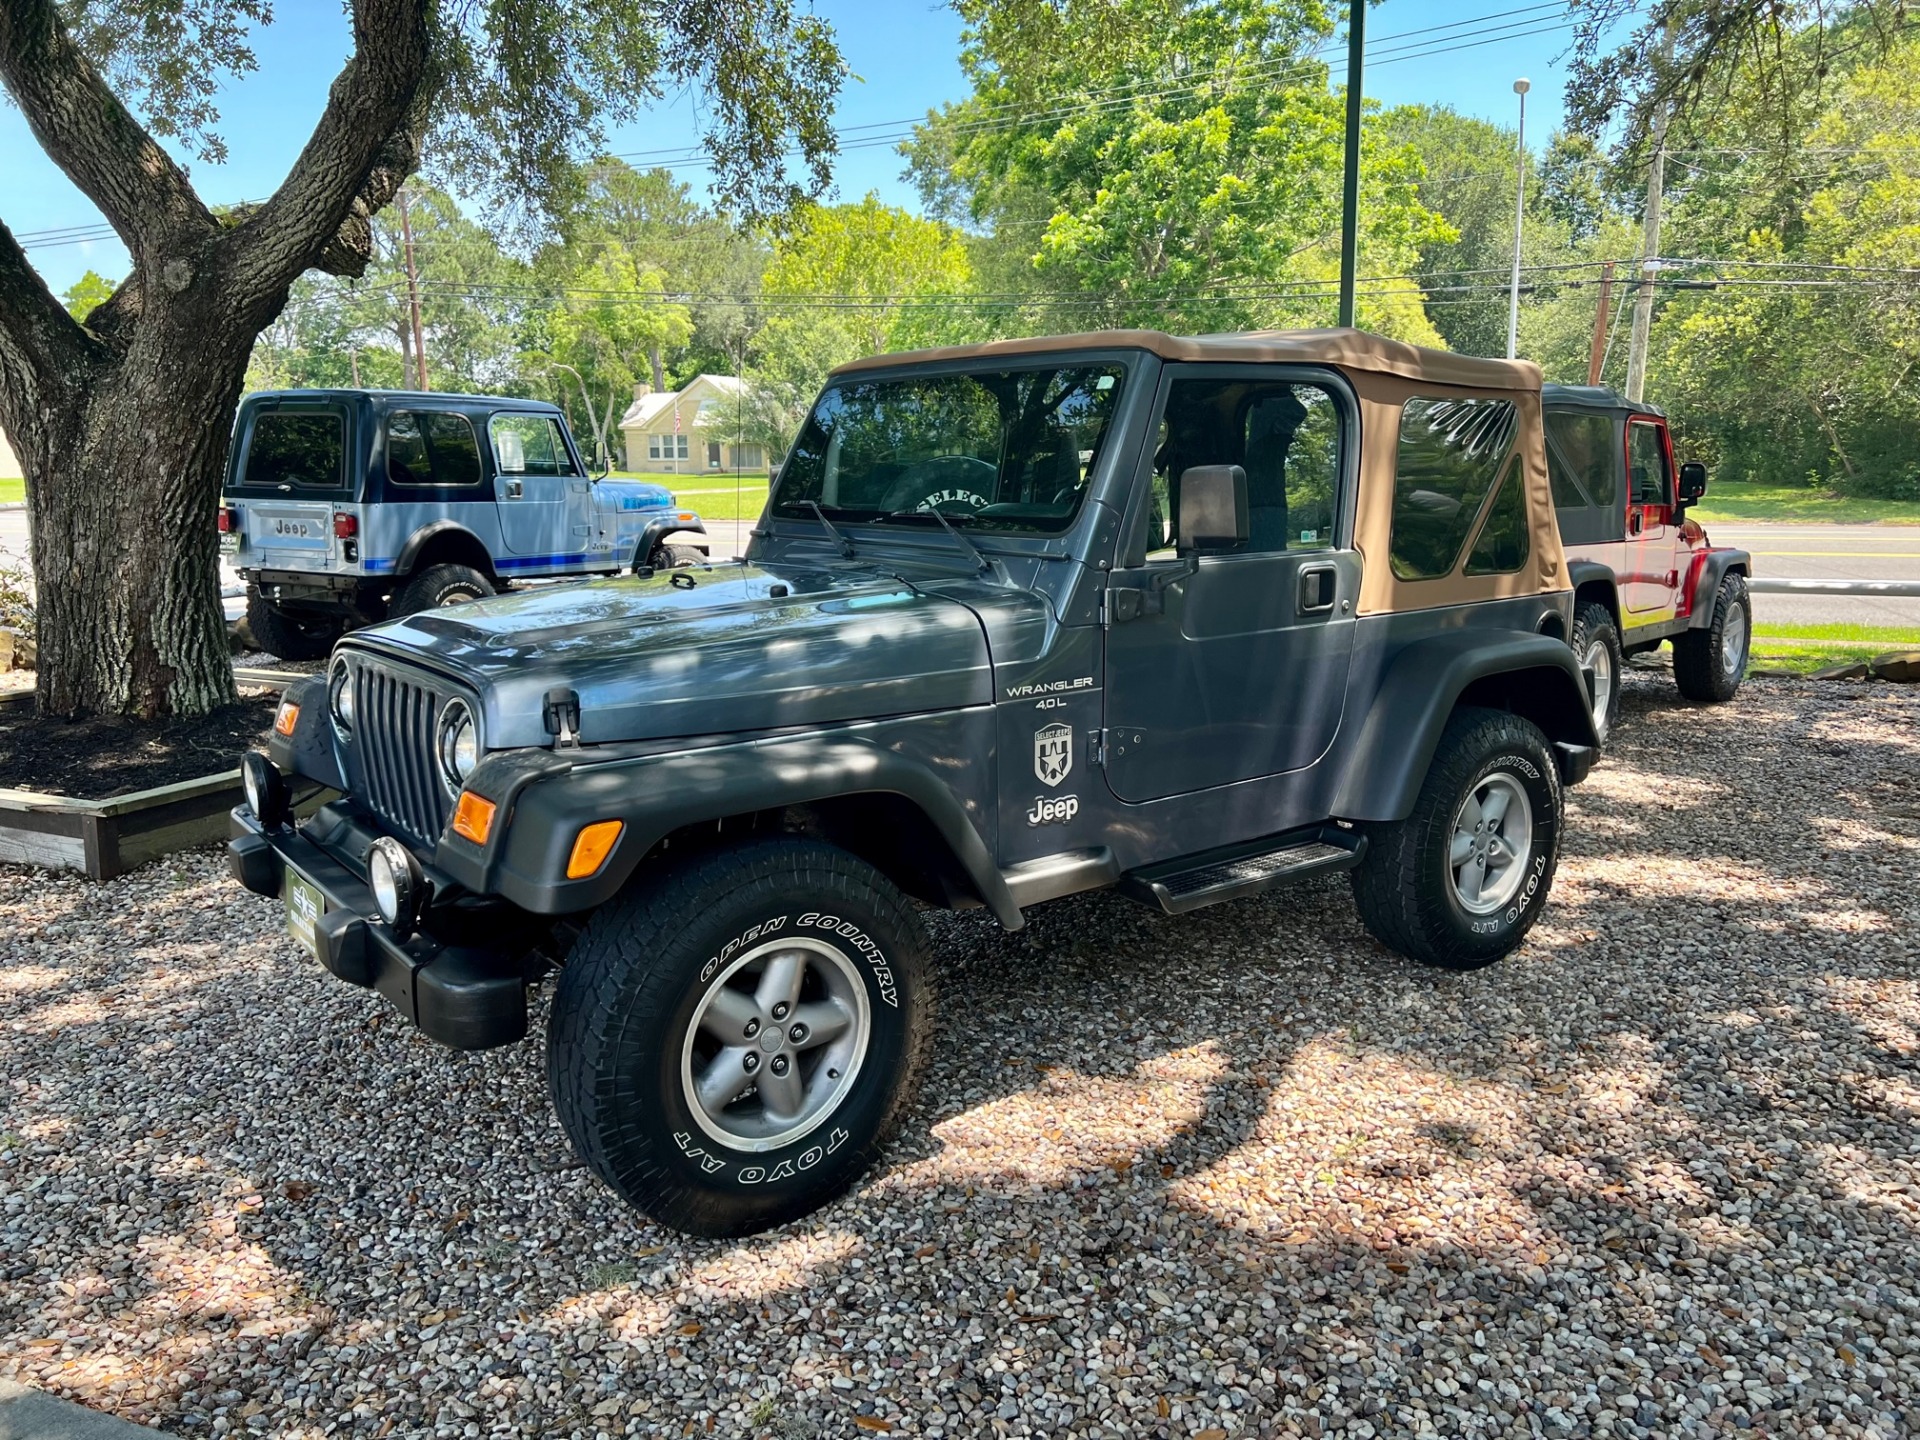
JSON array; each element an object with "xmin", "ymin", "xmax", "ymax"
[
  {"xmin": 0, "ymin": 479, "xmax": 22, "ymax": 504},
  {"xmin": 1746, "ymin": 643, "xmax": 1889, "ymax": 675},
  {"xmin": 607, "ymin": 473, "xmax": 770, "ymax": 523},
  {"xmin": 1692, "ymin": 481, "xmax": 1920, "ymax": 526},
  {"xmin": 1748, "ymin": 622, "xmax": 1920, "ymax": 675},
  {"xmin": 1751, "ymin": 621, "xmax": 1920, "ymax": 646}
]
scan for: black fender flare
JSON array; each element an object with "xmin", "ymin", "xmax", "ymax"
[
  {"xmin": 1567, "ymin": 559, "xmax": 1622, "ymax": 629},
  {"xmin": 629, "ymin": 515, "xmax": 711, "ymax": 570},
  {"xmin": 1685, "ymin": 548, "xmax": 1751, "ymax": 629},
  {"xmin": 441, "ymin": 734, "xmax": 1024, "ymax": 929},
  {"xmin": 1332, "ymin": 630, "xmax": 1601, "ymax": 823},
  {"xmin": 396, "ymin": 521, "xmax": 495, "ymax": 582}
]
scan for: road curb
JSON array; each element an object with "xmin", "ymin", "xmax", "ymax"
[
  {"xmin": 0, "ymin": 502, "xmax": 23, "ymax": 513},
  {"xmin": 1749, "ymin": 577, "xmax": 1920, "ymax": 597},
  {"xmin": 0, "ymin": 1380, "xmax": 183, "ymax": 1439}
]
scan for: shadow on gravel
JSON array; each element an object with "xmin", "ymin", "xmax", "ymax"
[{"xmin": 2, "ymin": 674, "xmax": 1916, "ymax": 1437}]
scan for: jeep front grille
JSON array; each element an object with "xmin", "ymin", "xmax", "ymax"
[{"xmin": 354, "ymin": 664, "xmax": 454, "ymax": 845}]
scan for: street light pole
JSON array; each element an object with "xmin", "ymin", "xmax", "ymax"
[
  {"xmin": 1507, "ymin": 78, "xmax": 1531, "ymax": 360},
  {"xmin": 1337, "ymin": 0, "xmax": 1365, "ymax": 328}
]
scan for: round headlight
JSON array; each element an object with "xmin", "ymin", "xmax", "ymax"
[
  {"xmin": 436, "ymin": 700, "xmax": 479, "ymax": 794},
  {"xmin": 367, "ymin": 837, "xmax": 420, "ymax": 934},
  {"xmin": 328, "ymin": 658, "xmax": 355, "ymax": 733}
]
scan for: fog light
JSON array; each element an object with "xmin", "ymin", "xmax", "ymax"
[
  {"xmin": 367, "ymin": 837, "xmax": 421, "ymax": 935},
  {"xmin": 241, "ymin": 751, "xmax": 289, "ymax": 828}
]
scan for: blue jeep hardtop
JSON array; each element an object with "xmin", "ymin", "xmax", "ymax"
[{"xmin": 221, "ymin": 388, "xmax": 706, "ymax": 658}]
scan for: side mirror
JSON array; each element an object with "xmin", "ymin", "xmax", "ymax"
[
  {"xmin": 1177, "ymin": 464, "xmax": 1248, "ymax": 553},
  {"xmin": 1677, "ymin": 461, "xmax": 1708, "ymax": 504}
]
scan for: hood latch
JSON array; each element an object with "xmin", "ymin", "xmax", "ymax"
[{"xmin": 543, "ymin": 688, "xmax": 582, "ymax": 748}]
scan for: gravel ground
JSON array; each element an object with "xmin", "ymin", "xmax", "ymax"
[{"xmin": 3, "ymin": 671, "xmax": 1917, "ymax": 1440}]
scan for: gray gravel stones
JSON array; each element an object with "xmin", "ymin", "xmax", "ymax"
[{"xmin": 3, "ymin": 671, "xmax": 1917, "ymax": 1438}]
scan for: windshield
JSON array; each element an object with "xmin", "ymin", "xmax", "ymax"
[{"xmin": 769, "ymin": 363, "xmax": 1127, "ymax": 535}]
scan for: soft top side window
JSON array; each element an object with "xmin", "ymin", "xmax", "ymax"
[
  {"xmin": 1389, "ymin": 396, "xmax": 1518, "ymax": 581},
  {"xmin": 1544, "ymin": 411, "xmax": 1617, "ymax": 512},
  {"xmin": 388, "ymin": 410, "xmax": 482, "ymax": 487}
]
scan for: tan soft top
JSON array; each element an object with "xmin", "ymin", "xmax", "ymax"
[{"xmin": 830, "ymin": 327, "xmax": 1542, "ymax": 392}]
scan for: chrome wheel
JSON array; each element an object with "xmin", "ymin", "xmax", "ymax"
[
  {"xmin": 1447, "ymin": 772, "xmax": 1534, "ymax": 915},
  {"xmin": 680, "ymin": 938, "xmax": 871, "ymax": 1152},
  {"xmin": 1721, "ymin": 600, "xmax": 1749, "ymax": 674},
  {"xmin": 1581, "ymin": 635, "xmax": 1615, "ymax": 740}
]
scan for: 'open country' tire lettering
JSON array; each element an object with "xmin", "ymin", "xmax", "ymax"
[{"xmin": 797, "ymin": 914, "xmax": 897, "ymax": 1008}]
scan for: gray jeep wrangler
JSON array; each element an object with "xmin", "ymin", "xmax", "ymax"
[{"xmin": 230, "ymin": 329, "xmax": 1598, "ymax": 1236}]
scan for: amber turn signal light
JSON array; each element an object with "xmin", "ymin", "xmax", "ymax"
[
  {"xmin": 273, "ymin": 701, "xmax": 300, "ymax": 736},
  {"xmin": 452, "ymin": 791, "xmax": 497, "ymax": 845},
  {"xmin": 566, "ymin": 820, "xmax": 625, "ymax": 879}
]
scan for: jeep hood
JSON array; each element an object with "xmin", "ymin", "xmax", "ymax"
[{"xmin": 343, "ymin": 562, "xmax": 994, "ymax": 747}]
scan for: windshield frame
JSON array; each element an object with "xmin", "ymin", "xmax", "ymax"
[{"xmin": 766, "ymin": 350, "xmax": 1150, "ymax": 546}]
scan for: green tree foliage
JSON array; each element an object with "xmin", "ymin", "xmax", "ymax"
[
  {"xmin": 903, "ymin": 0, "xmax": 1449, "ymax": 340},
  {"xmin": 756, "ymin": 195, "xmax": 974, "ymax": 403},
  {"xmin": 60, "ymin": 270, "xmax": 117, "ymax": 322}
]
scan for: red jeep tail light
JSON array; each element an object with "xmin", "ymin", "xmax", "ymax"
[
  {"xmin": 332, "ymin": 512, "xmax": 358, "ymax": 539},
  {"xmin": 217, "ymin": 506, "xmax": 239, "ymax": 533}
]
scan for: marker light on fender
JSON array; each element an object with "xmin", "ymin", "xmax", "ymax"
[
  {"xmin": 273, "ymin": 700, "xmax": 300, "ymax": 736},
  {"xmin": 566, "ymin": 820, "xmax": 625, "ymax": 879},
  {"xmin": 452, "ymin": 791, "xmax": 496, "ymax": 845}
]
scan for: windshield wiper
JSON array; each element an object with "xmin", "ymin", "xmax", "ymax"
[
  {"xmin": 799, "ymin": 499, "xmax": 857, "ymax": 559},
  {"xmin": 879, "ymin": 507, "xmax": 992, "ymax": 573}
]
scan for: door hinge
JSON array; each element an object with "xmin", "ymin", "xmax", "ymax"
[{"xmin": 1089, "ymin": 727, "xmax": 1108, "ymax": 767}]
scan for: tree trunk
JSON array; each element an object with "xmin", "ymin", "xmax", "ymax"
[
  {"xmin": 648, "ymin": 344, "xmax": 666, "ymax": 393},
  {"xmin": 24, "ymin": 311, "xmax": 250, "ymax": 718}
]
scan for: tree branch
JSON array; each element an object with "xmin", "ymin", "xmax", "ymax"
[
  {"xmin": 0, "ymin": 1, "xmax": 216, "ymax": 250},
  {"xmin": 229, "ymin": 0, "xmax": 433, "ymax": 305},
  {"xmin": 0, "ymin": 219, "xmax": 93, "ymax": 439}
]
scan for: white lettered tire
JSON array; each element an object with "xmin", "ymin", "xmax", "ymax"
[{"xmin": 547, "ymin": 838, "xmax": 931, "ymax": 1237}]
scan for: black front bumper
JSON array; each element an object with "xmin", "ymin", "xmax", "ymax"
[{"xmin": 229, "ymin": 802, "xmax": 530, "ymax": 1050}]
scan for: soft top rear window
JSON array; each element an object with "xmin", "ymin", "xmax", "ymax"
[{"xmin": 240, "ymin": 410, "xmax": 346, "ymax": 491}]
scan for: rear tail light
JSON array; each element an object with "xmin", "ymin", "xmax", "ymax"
[
  {"xmin": 217, "ymin": 506, "xmax": 239, "ymax": 533},
  {"xmin": 332, "ymin": 512, "xmax": 358, "ymax": 539}
]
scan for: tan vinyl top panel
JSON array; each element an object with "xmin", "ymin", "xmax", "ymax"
[{"xmin": 829, "ymin": 327, "xmax": 1544, "ymax": 392}]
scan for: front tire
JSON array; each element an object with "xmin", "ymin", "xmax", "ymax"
[
  {"xmin": 1673, "ymin": 571, "xmax": 1749, "ymax": 703},
  {"xmin": 1351, "ymin": 707, "xmax": 1563, "ymax": 971},
  {"xmin": 547, "ymin": 838, "xmax": 931, "ymax": 1237},
  {"xmin": 1569, "ymin": 600, "xmax": 1622, "ymax": 743},
  {"xmin": 391, "ymin": 562, "xmax": 494, "ymax": 617},
  {"xmin": 243, "ymin": 586, "xmax": 340, "ymax": 661}
]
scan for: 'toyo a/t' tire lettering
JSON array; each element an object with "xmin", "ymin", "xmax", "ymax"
[{"xmin": 546, "ymin": 837, "xmax": 931, "ymax": 1238}]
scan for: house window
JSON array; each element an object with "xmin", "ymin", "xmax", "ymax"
[
  {"xmin": 647, "ymin": 435, "xmax": 662, "ymax": 460},
  {"xmin": 707, "ymin": 441, "xmax": 722, "ymax": 469}
]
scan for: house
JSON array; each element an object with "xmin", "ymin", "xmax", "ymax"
[
  {"xmin": 619, "ymin": 374, "xmax": 768, "ymax": 475},
  {"xmin": 0, "ymin": 425, "xmax": 20, "ymax": 482}
]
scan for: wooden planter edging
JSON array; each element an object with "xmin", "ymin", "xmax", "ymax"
[{"xmin": 0, "ymin": 667, "xmax": 310, "ymax": 881}]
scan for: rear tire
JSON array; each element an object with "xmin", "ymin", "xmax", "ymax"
[
  {"xmin": 547, "ymin": 837, "xmax": 931, "ymax": 1237},
  {"xmin": 1673, "ymin": 571, "xmax": 1749, "ymax": 702},
  {"xmin": 1351, "ymin": 707, "xmax": 1563, "ymax": 971},
  {"xmin": 243, "ymin": 586, "xmax": 340, "ymax": 661},
  {"xmin": 1569, "ymin": 600, "xmax": 1622, "ymax": 743},
  {"xmin": 391, "ymin": 562, "xmax": 493, "ymax": 617}
]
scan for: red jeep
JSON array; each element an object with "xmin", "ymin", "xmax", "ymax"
[{"xmin": 1543, "ymin": 385, "xmax": 1752, "ymax": 741}]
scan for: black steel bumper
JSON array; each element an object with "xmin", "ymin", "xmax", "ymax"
[{"xmin": 228, "ymin": 801, "xmax": 529, "ymax": 1050}]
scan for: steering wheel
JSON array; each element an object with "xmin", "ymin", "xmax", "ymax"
[{"xmin": 879, "ymin": 455, "xmax": 997, "ymax": 515}]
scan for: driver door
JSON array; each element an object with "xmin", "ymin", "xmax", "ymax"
[
  {"xmin": 1102, "ymin": 367, "xmax": 1360, "ymax": 804},
  {"xmin": 1623, "ymin": 416, "xmax": 1680, "ymax": 623}
]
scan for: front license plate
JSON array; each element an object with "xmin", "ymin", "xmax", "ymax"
[{"xmin": 285, "ymin": 872, "xmax": 325, "ymax": 958}]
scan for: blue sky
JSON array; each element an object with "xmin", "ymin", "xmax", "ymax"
[{"xmin": 9, "ymin": 0, "xmax": 1597, "ymax": 296}]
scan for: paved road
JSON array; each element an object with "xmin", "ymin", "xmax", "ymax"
[
  {"xmin": 4, "ymin": 509, "xmax": 1915, "ymax": 629},
  {"xmin": 1706, "ymin": 523, "xmax": 1920, "ymax": 628}
]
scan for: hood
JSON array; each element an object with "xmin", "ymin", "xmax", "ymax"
[
  {"xmin": 343, "ymin": 562, "xmax": 994, "ymax": 748},
  {"xmin": 592, "ymin": 478, "xmax": 676, "ymax": 510}
]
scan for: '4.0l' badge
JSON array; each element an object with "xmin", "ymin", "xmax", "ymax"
[{"xmin": 1034, "ymin": 723, "xmax": 1073, "ymax": 787}]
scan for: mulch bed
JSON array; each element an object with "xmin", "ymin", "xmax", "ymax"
[{"xmin": 0, "ymin": 693, "xmax": 277, "ymax": 800}]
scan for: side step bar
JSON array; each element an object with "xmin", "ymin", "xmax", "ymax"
[{"xmin": 1121, "ymin": 825, "xmax": 1366, "ymax": 916}]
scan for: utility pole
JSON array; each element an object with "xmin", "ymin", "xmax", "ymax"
[
  {"xmin": 1624, "ymin": 23, "xmax": 1675, "ymax": 403},
  {"xmin": 1586, "ymin": 260, "xmax": 1616, "ymax": 385},
  {"xmin": 349, "ymin": 347, "xmax": 362, "ymax": 388},
  {"xmin": 397, "ymin": 188, "xmax": 430, "ymax": 392},
  {"xmin": 1337, "ymin": 0, "xmax": 1365, "ymax": 328}
]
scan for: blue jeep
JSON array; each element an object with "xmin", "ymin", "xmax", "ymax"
[{"xmin": 220, "ymin": 389, "xmax": 707, "ymax": 658}]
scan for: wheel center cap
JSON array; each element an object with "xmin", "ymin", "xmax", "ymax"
[{"xmin": 758, "ymin": 1028, "xmax": 784, "ymax": 1054}]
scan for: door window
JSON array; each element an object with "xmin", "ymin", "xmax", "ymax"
[
  {"xmin": 1627, "ymin": 420, "xmax": 1672, "ymax": 506},
  {"xmin": 386, "ymin": 411, "xmax": 482, "ymax": 487},
  {"xmin": 1545, "ymin": 412, "xmax": 1617, "ymax": 510},
  {"xmin": 490, "ymin": 414, "xmax": 574, "ymax": 476},
  {"xmin": 1143, "ymin": 379, "xmax": 1344, "ymax": 557},
  {"xmin": 1389, "ymin": 396, "xmax": 1518, "ymax": 580}
]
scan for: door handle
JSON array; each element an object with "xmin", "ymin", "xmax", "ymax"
[
  {"xmin": 1628, "ymin": 510, "xmax": 1642, "ymax": 535},
  {"xmin": 505, "ymin": 479, "xmax": 524, "ymax": 499},
  {"xmin": 1298, "ymin": 565, "xmax": 1337, "ymax": 614}
]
